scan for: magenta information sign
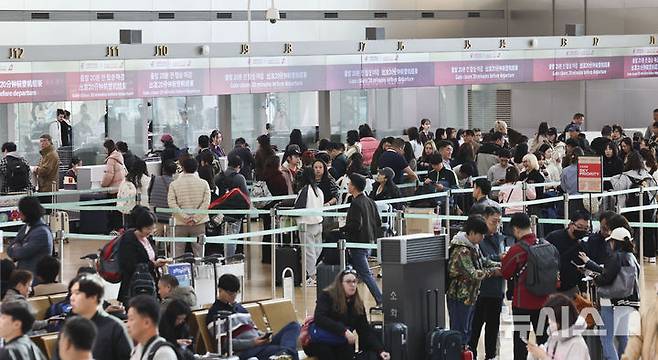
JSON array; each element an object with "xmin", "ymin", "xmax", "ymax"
[
  {"xmin": 435, "ymin": 59, "xmax": 533, "ymax": 85},
  {"xmin": 533, "ymin": 56, "xmax": 624, "ymax": 81},
  {"xmin": 4, "ymin": 48, "xmax": 658, "ymax": 103}
]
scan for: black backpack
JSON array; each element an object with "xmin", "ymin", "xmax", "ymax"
[
  {"xmin": 626, "ymin": 175, "xmax": 656, "ymax": 209},
  {"xmin": 143, "ymin": 338, "xmax": 185, "ymax": 360},
  {"xmin": 5, "ymin": 156, "xmax": 30, "ymax": 192},
  {"xmin": 130, "ymin": 263, "xmax": 156, "ymax": 298}
]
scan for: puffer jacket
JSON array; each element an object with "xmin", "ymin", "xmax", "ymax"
[
  {"xmin": 101, "ymin": 150, "xmax": 126, "ymax": 193},
  {"xmin": 447, "ymin": 232, "xmax": 499, "ymax": 305},
  {"xmin": 0, "ymin": 334, "xmax": 47, "ymax": 360},
  {"xmin": 35, "ymin": 144, "xmax": 60, "ymax": 192},
  {"xmin": 117, "ymin": 174, "xmax": 151, "ymax": 214},
  {"xmin": 610, "ymin": 169, "xmax": 657, "ymax": 210},
  {"xmin": 149, "ymin": 174, "xmax": 174, "ymax": 223},
  {"xmin": 622, "ymin": 296, "xmax": 658, "ymax": 360},
  {"xmin": 528, "ymin": 317, "xmax": 591, "ymax": 360}
]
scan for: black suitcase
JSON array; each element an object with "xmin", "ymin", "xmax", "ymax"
[
  {"xmin": 426, "ymin": 289, "xmax": 462, "ymax": 360},
  {"xmin": 275, "ymin": 246, "xmax": 302, "ymax": 286},
  {"xmin": 79, "ymin": 195, "xmax": 108, "ymax": 234},
  {"xmin": 384, "ymin": 322, "xmax": 408, "ymax": 360},
  {"xmin": 316, "ymin": 263, "xmax": 342, "ymax": 296}
]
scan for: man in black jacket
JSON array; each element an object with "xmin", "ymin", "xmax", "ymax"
[
  {"xmin": 228, "ymin": 138, "xmax": 255, "ymax": 181},
  {"xmin": 545, "ymin": 211, "xmax": 590, "ymax": 298},
  {"xmin": 584, "ymin": 211, "xmax": 615, "ymax": 266},
  {"xmin": 340, "ymin": 173, "xmax": 383, "ymax": 305},
  {"xmin": 0, "ymin": 301, "xmax": 47, "ymax": 360},
  {"xmin": 68, "ymin": 274, "xmax": 132, "ymax": 360}
]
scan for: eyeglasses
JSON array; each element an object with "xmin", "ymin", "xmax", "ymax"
[{"xmin": 343, "ymin": 279, "xmax": 358, "ymax": 285}]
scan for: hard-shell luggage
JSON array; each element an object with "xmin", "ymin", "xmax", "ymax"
[
  {"xmin": 275, "ymin": 246, "xmax": 302, "ymax": 286},
  {"xmin": 316, "ymin": 263, "xmax": 342, "ymax": 296},
  {"xmin": 425, "ymin": 289, "xmax": 462, "ymax": 360},
  {"xmin": 384, "ymin": 322, "xmax": 408, "ymax": 360}
]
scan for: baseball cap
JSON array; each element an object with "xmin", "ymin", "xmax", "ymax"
[
  {"xmin": 606, "ymin": 227, "xmax": 633, "ymax": 242},
  {"xmin": 160, "ymin": 134, "xmax": 173, "ymax": 143},
  {"xmin": 377, "ymin": 167, "xmax": 395, "ymax": 180},
  {"xmin": 286, "ymin": 144, "xmax": 302, "ymax": 156}
]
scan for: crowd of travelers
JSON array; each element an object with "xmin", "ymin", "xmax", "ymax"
[{"xmin": 3, "ymin": 109, "xmax": 658, "ymax": 359}]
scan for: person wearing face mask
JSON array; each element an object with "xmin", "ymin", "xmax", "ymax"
[
  {"xmin": 545, "ymin": 211, "xmax": 591, "ymax": 299},
  {"xmin": 526, "ymin": 294, "xmax": 591, "ymax": 360}
]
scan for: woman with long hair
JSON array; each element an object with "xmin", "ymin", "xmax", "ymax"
[
  {"xmin": 619, "ymin": 137, "xmax": 633, "ymax": 162},
  {"xmin": 288, "ymin": 128, "xmax": 308, "ymax": 153},
  {"xmin": 296, "ymin": 166, "xmax": 324, "ymax": 286},
  {"xmin": 403, "ymin": 141, "xmax": 417, "ymax": 171},
  {"xmin": 419, "ymin": 118, "xmax": 434, "ymax": 144},
  {"xmin": 610, "ymin": 151, "xmax": 657, "ymax": 262},
  {"xmin": 313, "ymin": 159, "xmax": 339, "ymax": 207},
  {"xmin": 254, "ymin": 134, "xmax": 275, "ymax": 181},
  {"xmin": 407, "ymin": 127, "xmax": 424, "ymax": 159},
  {"xmin": 345, "ymin": 130, "xmax": 361, "ymax": 159},
  {"xmin": 578, "ymin": 226, "xmax": 640, "ymax": 359},
  {"xmin": 345, "ymin": 153, "xmax": 369, "ymax": 177},
  {"xmin": 304, "ymin": 268, "xmax": 390, "ymax": 360},
  {"xmin": 117, "ymin": 158, "xmax": 150, "ymax": 215},
  {"xmin": 435, "ymin": 128, "xmax": 446, "ymax": 141},
  {"xmin": 369, "ymin": 137, "xmax": 394, "ymax": 174},
  {"xmin": 159, "ymin": 299, "xmax": 194, "ymax": 359},
  {"xmin": 417, "ymin": 140, "xmax": 438, "ymax": 173},
  {"xmin": 260, "ymin": 155, "xmax": 291, "ymax": 263},
  {"xmin": 530, "ymin": 122, "xmax": 549, "ymax": 153}
]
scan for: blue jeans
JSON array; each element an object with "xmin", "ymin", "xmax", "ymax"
[
  {"xmin": 600, "ymin": 305, "xmax": 630, "ymax": 360},
  {"xmin": 349, "ymin": 248, "xmax": 383, "ymax": 305},
  {"xmin": 447, "ymin": 298, "xmax": 475, "ymax": 345},
  {"xmin": 239, "ymin": 321, "xmax": 301, "ymax": 360}
]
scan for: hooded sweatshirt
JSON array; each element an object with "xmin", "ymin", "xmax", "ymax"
[
  {"xmin": 161, "ymin": 286, "xmax": 197, "ymax": 310},
  {"xmin": 447, "ymin": 231, "xmax": 499, "ymax": 305},
  {"xmin": 528, "ymin": 317, "xmax": 591, "ymax": 360}
]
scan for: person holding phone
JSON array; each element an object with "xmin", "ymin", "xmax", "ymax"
[
  {"xmin": 159, "ymin": 299, "xmax": 195, "ymax": 359},
  {"xmin": 207, "ymin": 274, "xmax": 301, "ymax": 360}
]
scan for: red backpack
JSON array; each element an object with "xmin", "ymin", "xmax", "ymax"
[{"xmin": 97, "ymin": 232, "xmax": 124, "ymax": 283}]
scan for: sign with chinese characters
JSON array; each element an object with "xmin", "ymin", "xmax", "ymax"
[{"xmin": 577, "ymin": 156, "xmax": 603, "ymax": 193}]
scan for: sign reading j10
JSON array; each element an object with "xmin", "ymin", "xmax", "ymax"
[{"xmin": 1, "ymin": 50, "xmax": 658, "ymax": 103}]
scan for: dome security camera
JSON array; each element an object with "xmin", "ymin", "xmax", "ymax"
[{"xmin": 266, "ymin": 7, "xmax": 280, "ymax": 24}]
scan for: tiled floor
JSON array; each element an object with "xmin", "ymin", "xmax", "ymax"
[{"xmin": 34, "ymin": 224, "xmax": 658, "ymax": 359}]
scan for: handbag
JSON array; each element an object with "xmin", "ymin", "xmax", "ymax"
[
  {"xmin": 251, "ymin": 180, "xmax": 271, "ymax": 208},
  {"xmin": 597, "ymin": 253, "xmax": 639, "ymax": 299},
  {"xmin": 309, "ymin": 322, "xmax": 347, "ymax": 345}
]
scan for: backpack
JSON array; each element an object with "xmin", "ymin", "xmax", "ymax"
[
  {"xmin": 517, "ymin": 240, "xmax": 560, "ymax": 296},
  {"xmin": 5, "ymin": 156, "xmax": 30, "ymax": 192},
  {"xmin": 625, "ymin": 175, "xmax": 656, "ymax": 210},
  {"xmin": 98, "ymin": 234, "xmax": 123, "ymax": 283},
  {"xmin": 143, "ymin": 338, "xmax": 185, "ymax": 360},
  {"xmin": 130, "ymin": 263, "xmax": 156, "ymax": 298}
]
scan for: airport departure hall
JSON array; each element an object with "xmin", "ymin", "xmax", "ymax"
[{"xmin": 3, "ymin": 2, "xmax": 658, "ymax": 360}]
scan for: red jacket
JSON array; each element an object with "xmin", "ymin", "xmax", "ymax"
[{"xmin": 501, "ymin": 233, "xmax": 549, "ymax": 310}]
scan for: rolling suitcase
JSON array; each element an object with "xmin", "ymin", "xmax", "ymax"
[
  {"xmin": 425, "ymin": 289, "xmax": 462, "ymax": 360},
  {"xmin": 275, "ymin": 245, "xmax": 302, "ymax": 286},
  {"xmin": 316, "ymin": 263, "xmax": 341, "ymax": 295},
  {"xmin": 384, "ymin": 322, "xmax": 408, "ymax": 360}
]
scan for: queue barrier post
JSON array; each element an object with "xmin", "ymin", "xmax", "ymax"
[
  {"xmin": 563, "ymin": 193, "xmax": 570, "ymax": 228},
  {"xmin": 444, "ymin": 190, "xmax": 451, "ymax": 232},
  {"xmin": 338, "ymin": 239, "xmax": 347, "ymax": 270},
  {"xmin": 522, "ymin": 182, "xmax": 528, "ymax": 213},
  {"xmin": 197, "ymin": 233, "xmax": 207, "ymax": 259},
  {"xmin": 639, "ymin": 186, "xmax": 645, "ymax": 274},
  {"xmin": 298, "ymin": 222, "xmax": 308, "ymax": 317},
  {"xmin": 395, "ymin": 210, "xmax": 403, "ymax": 236},
  {"xmin": 56, "ymin": 221, "xmax": 65, "ymax": 283},
  {"xmin": 530, "ymin": 215, "xmax": 538, "ymax": 235},
  {"xmin": 167, "ymin": 217, "xmax": 176, "ymax": 258},
  {"xmin": 245, "ymin": 213, "xmax": 252, "ymax": 280},
  {"xmin": 270, "ymin": 207, "xmax": 277, "ymax": 299}
]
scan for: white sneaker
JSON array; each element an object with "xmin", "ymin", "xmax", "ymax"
[
  {"xmin": 651, "ymin": 257, "xmax": 656, "ymax": 263},
  {"xmin": 305, "ymin": 277, "xmax": 317, "ymax": 287}
]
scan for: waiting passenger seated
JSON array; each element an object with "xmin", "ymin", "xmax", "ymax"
[
  {"xmin": 2, "ymin": 270, "xmax": 48, "ymax": 331},
  {"xmin": 0, "ymin": 302, "xmax": 47, "ymax": 360},
  {"xmin": 68, "ymin": 274, "xmax": 133, "ymax": 360},
  {"xmin": 7, "ymin": 196, "xmax": 53, "ymax": 277},
  {"xmin": 158, "ymin": 274, "xmax": 197, "ymax": 311},
  {"xmin": 207, "ymin": 274, "xmax": 301, "ymax": 360},
  {"xmin": 303, "ymin": 267, "xmax": 390, "ymax": 360},
  {"xmin": 33, "ymin": 255, "xmax": 68, "ymax": 296}
]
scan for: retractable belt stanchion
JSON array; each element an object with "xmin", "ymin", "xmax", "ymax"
[
  {"xmin": 339, "ymin": 239, "xmax": 347, "ymax": 270},
  {"xmin": 56, "ymin": 224, "xmax": 65, "ymax": 283},
  {"xmin": 444, "ymin": 189, "xmax": 451, "ymax": 233},
  {"xmin": 563, "ymin": 193, "xmax": 570, "ymax": 227},
  {"xmin": 530, "ymin": 215, "xmax": 538, "ymax": 235},
  {"xmin": 270, "ymin": 208, "xmax": 277, "ymax": 299},
  {"xmin": 299, "ymin": 223, "xmax": 308, "ymax": 317},
  {"xmin": 245, "ymin": 213, "xmax": 252, "ymax": 280},
  {"xmin": 639, "ymin": 187, "xmax": 645, "ymax": 288},
  {"xmin": 198, "ymin": 234, "xmax": 207, "ymax": 259}
]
